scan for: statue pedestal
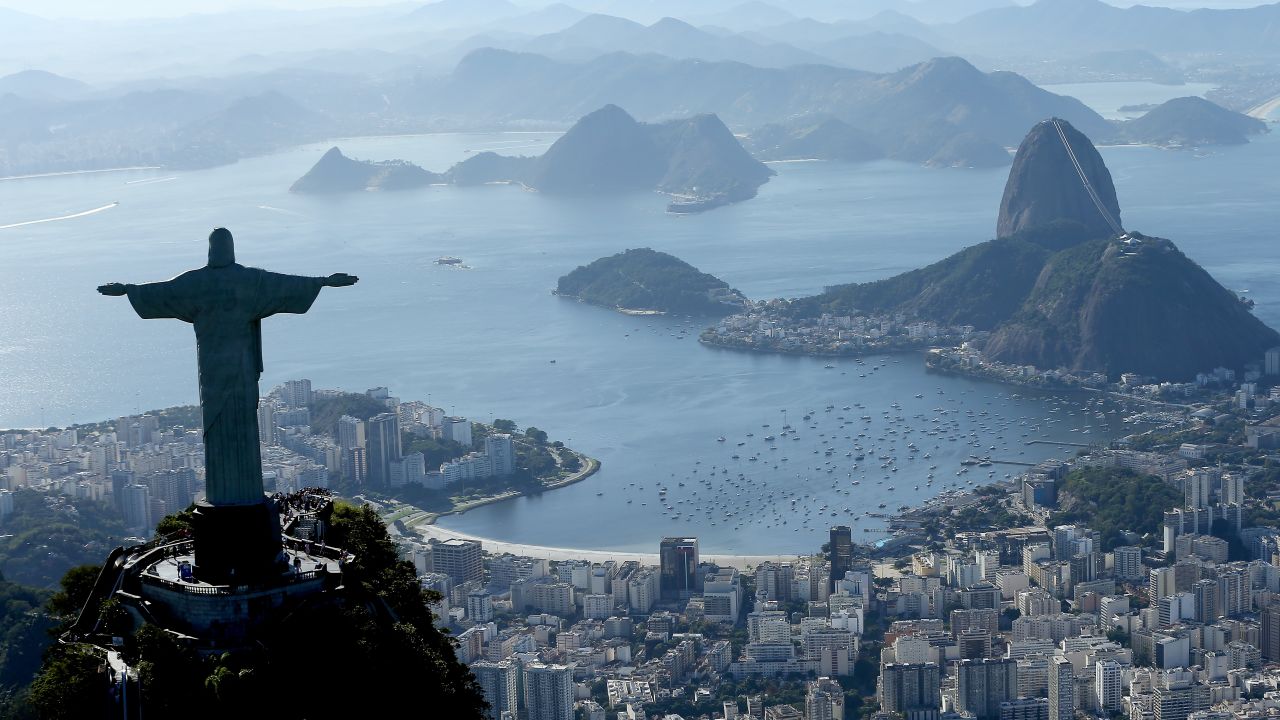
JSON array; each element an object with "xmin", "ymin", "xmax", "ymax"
[{"xmin": 192, "ymin": 500, "xmax": 284, "ymax": 585}]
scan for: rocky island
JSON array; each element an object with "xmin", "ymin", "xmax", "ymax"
[
  {"xmin": 290, "ymin": 105, "xmax": 773, "ymax": 211},
  {"xmin": 556, "ymin": 248, "xmax": 747, "ymax": 316},
  {"xmin": 704, "ymin": 118, "xmax": 1280, "ymax": 382},
  {"xmin": 452, "ymin": 104, "xmax": 773, "ymax": 211},
  {"xmin": 290, "ymin": 147, "xmax": 443, "ymax": 192}
]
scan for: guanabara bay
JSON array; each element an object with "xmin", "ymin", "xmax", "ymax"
[{"xmin": 2, "ymin": 2, "xmax": 1279, "ymax": 720}]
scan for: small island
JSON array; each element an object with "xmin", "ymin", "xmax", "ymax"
[
  {"xmin": 556, "ymin": 248, "xmax": 748, "ymax": 316},
  {"xmin": 290, "ymin": 147, "xmax": 443, "ymax": 192}
]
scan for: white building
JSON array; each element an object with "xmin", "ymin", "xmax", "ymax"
[
  {"xmin": 1096, "ymin": 659, "xmax": 1122, "ymax": 713},
  {"xmin": 524, "ymin": 663, "xmax": 574, "ymax": 720},
  {"xmin": 389, "ymin": 451, "xmax": 427, "ymax": 487},
  {"xmin": 703, "ymin": 567, "xmax": 742, "ymax": 622},
  {"xmin": 485, "ymin": 434, "xmax": 516, "ymax": 477},
  {"xmin": 584, "ymin": 593, "xmax": 613, "ymax": 620},
  {"xmin": 443, "ymin": 417, "xmax": 473, "ymax": 447}
]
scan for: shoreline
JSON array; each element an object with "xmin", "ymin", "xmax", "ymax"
[
  {"xmin": 415, "ymin": 452, "xmax": 601, "ymax": 526},
  {"xmin": 414, "ymin": 521, "xmax": 805, "ymax": 571},
  {"xmin": 698, "ymin": 337, "xmax": 928, "ymax": 360}
]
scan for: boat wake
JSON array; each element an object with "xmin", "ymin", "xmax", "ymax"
[
  {"xmin": 0, "ymin": 166, "xmax": 160, "ymax": 182},
  {"xmin": 0, "ymin": 202, "xmax": 119, "ymax": 230},
  {"xmin": 125, "ymin": 176, "xmax": 178, "ymax": 186},
  {"xmin": 256, "ymin": 205, "xmax": 306, "ymax": 217}
]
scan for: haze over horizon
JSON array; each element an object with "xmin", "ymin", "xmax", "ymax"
[{"xmin": 1, "ymin": 0, "xmax": 1269, "ymax": 21}]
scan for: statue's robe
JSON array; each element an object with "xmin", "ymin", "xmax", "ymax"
[{"xmin": 126, "ymin": 264, "xmax": 323, "ymax": 506}]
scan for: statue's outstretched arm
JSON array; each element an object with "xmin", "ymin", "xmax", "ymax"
[
  {"xmin": 323, "ymin": 273, "xmax": 358, "ymax": 287},
  {"xmin": 98, "ymin": 283, "xmax": 132, "ymax": 296}
]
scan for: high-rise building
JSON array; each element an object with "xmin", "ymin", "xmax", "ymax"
[
  {"xmin": 110, "ymin": 469, "xmax": 136, "ymax": 512},
  {"xmin": 1048, "ymin": 656, "xmax": 1073, "ymax": 720},
  {"xmin": 1183, "ymin": 470, "xmax": 1212, "ymax": 510},
  {"xmin": 755, "ymin": 562, "xmax": 795, "ymax": 603},
  {"xmin": 879, "ymin": 663, "xmax": 941, "ymax": 716},
  {"xmin": 1096, "ymin": 659, "xmax": 1122, "ymax": 713},
  {"xmin": 1261, "ymin": 602, "xmax": 1280, "ymax": 661},
  {"xmin": 432, "ymin": 538, "xmax": 483, "ymax": 585},
  {"xmin": 150, "ymin": 468, "xmax": 195, "ymax": 514},
  {"xmin": 830, "ymin": 526, "xmax": 852, "ymax": 593},
  {"xmin": 281, "ymin": 378, "xmax": 312, "ymax": 408},
  {"xmin": 1193, "ymin": 579, "xmax": 1219, "ymax": 623},
  {"xmin": 365, "ymin": 412, "xmax": 402, "ymax": 488},
  {"xmin": 660, "ymin": 537, "xmax": 700, "ymax": 601},
  {"xmin": 805, "ymin": 677, "xmax": 845, "ymax": 720},
  {"xmin": 343, "ymin": 446, "xmax": 366, "ymax": 485},
  {"xmin": 122, "ymin": 484, "xmax": 152, "ymax": 532},
  {"xmin": 1113, "ymin": 546, "xmax": 1143, "ymax": 580},
  {"xmin": 1218, "ymin": 568, "xmax": 1248, "ymax": 618},
  {"xmin": 955, "ymin": 658, "xmax": 1018, "ymax": 720},
  {"xmin": 1221, "ymin": 473, "xmax": 1245, "ymax": 506},
  {"xmin": 256, "ymin": 401, "xmax": 277, "ymax": 445},
  {"xmin": 337, "ymin": 415, "xmax": 365, "ymax": 450},
  {"xmin": 485, "ymin": 434, "xmax": 516, "ymax": 477},
  {"xmin": 467, "ymin": 590, "xmax": 494, "ymax": 622},
  {"xmin": 472, "ymin": 660, "xmax": 520, "ymax": 720},
  {"xmin": 524, "ymin": 663, "xmax": 573, "ymax": 720},
  {"xmin": 1150, "ymin": 567, "xmax": 1176, "ymax": 601},
  {"xmin": 1266, "ymin": 347, "xmax": 1280, "ymax": 376},
  {"xmin": 1016, "ymin": 656, "xmax": 1049, "ymax": 699}
]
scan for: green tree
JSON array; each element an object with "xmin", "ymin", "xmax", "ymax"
[
  {"xmin": 28, "ymin": 646, "xmax": 109, "ymax": 720},
  {"xmin": 155, "ymin": 506, "xmax": 196, "ymax": 536},
  {"xmin": 493, "ymin": 419, "xmax": 518, "ymax": 433},
  {"xmin": 524, "ymin": 427, "xmax": 548, "ymax": 445},
  {"xmin": 46, "ymin": 565, "xmax": 99, "ymax": 622}
]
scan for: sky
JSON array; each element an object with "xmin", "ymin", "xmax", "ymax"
[{"xmin": 0, "ymin": 0, "xmax": 1269, "ymax": 21}]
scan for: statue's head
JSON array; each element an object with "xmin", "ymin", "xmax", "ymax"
[{"xmin": 208, "ymin": 228, "xmax": 235, "ymax": 268}]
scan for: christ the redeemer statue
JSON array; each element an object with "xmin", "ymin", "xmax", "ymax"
[{"xmin": 99, "ymin": 228, "xmax": 357, "ymax": 507}]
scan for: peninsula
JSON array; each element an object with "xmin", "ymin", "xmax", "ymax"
[
  {"xmin": 557, "ymin": 248, "xmax": 747, "ymax": 316},
  {"xmin": 703, "ymin": 119, "xmax": 1280, "ymax": 383},
  {"xmin": 1116, "ymin": 96, "xmax": 1269, "ymax": 148}
]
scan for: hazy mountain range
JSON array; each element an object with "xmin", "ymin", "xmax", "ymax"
[{"xmin": 2, "ymin": 0, "xmax": 1277, "ymax": 176}]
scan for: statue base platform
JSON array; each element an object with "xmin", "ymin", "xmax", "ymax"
[
  {"xmin": 192, "ymin": 500, "xmax": 284, "ymax": 585},
  {"xmin": 64, "ymin": 490, "xmax": 345, "ymax": 651}
]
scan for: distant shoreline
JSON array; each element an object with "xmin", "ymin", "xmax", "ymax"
[{"xmin": 551, "ymin": 291, "xmax": 667, "ymax": 317}]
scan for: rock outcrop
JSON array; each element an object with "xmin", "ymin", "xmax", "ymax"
[
  {"xmin": 996, "ymin": 118, "xmax": 1120, "ymax": 241},
  {"xmin": 985, "ymin": 234, "xmax": 1280, "ymax": 380},
  {"xmin": 290, "ymin": 147, "xmax": 442, "ymax": 192}
]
